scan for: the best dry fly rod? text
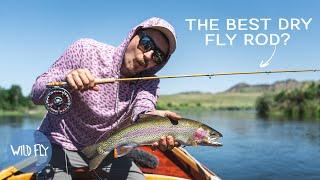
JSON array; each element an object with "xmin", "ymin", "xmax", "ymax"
[{"xmin": 44, "ymin": 69, "xmax": 320, "ymax": 115}]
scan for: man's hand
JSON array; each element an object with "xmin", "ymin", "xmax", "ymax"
[
  {"xmin": 146, "ymin": 110, "xmax": 181, "ymax": 121},
  {"xmin": 66, "ymin": 68, "xmax": 99, "ymax": 91},
  {"xmin": 147, "ymin": 110, "xmax": 182, "ymax": 151}
]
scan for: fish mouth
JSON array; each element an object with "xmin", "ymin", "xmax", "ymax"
[
  {"xmin": 201, "ymin": 136, "xmax": 223, "ymax": 147},
  {"xmin": 195, "ymin": 126, "xmax": 223, "ymax": 147},
  {"xmin": 207, "ymin": 128, "xmax": 223, "ymax": 146}
]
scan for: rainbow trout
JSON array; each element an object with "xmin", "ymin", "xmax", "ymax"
[{"xmin": 81, "ymin": 115, "xmax": 222, "ymax": 170}]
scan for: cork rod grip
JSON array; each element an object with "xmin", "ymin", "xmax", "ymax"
[{"xmin": 47, "ymin": 78, "xmax": 116, "ymax": 87}]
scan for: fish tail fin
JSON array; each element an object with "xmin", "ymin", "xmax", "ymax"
[
  {"xmin": 82, "ymin": 143, "xmax": 138, "ymax": 170},
  {"xmin": 82, "ymin": 143, "xmax": 110, "ymax": 170},
  {"xmin": 114, "ymin": 143, "xmax": 138, "ymax": 158}
]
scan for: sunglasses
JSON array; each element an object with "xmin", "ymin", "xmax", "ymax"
[{"xmin": 138, "ymin": 31, "xmax": 167, "ymax": 65}]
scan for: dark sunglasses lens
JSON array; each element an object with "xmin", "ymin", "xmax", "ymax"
[
  {"xmin": 139, "ymin": 32, "xmax": 166, "ymax": 64},
  {"xmin": 140, "ymin": 37, "xmax": 154, "ymax": 51},
  {"xmin": 153, "ymin": 51, "xmax": 164, "ymax": 64}
]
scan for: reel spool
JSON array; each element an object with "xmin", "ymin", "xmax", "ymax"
[{"xmin": 45, "ymin": 86, "xmax": 72, "ymax": 115}]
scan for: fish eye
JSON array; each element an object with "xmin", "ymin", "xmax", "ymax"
[{"xmin": 210, "ymin": 132, "xmax": 217, "ymax": 136}]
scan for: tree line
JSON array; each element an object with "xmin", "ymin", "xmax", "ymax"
[
  {"xmin": 0, "ymin": 85, "xmax": 34, "ymax": 111},
  {"xmin": 256, "ymin": 82, "xmax": 320, "ymax": 119}
]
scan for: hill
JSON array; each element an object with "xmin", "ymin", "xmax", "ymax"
[
  {"xmin": 157, "ymin": 79, "xmax": 317, "ymax": 111},
  {"xmin": 225, "ymin": 79, "xmax": 312, "ymax": 93}
]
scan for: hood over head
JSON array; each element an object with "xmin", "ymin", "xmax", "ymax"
[{"xmin": 114, "ymin": 17, "xmax": 176, "ymax": 77}]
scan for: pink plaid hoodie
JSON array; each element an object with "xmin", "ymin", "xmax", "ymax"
[{"xmin": 31, "ymin": 17, "xmax": 176, "ymax": 150}]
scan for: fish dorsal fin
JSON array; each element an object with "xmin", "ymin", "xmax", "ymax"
[
  {"xmin": 137, "ymin": 114, "xmax": 179, "ymax": 125},
  {"xmin": 137, "ymin": 114, "xmax": 165, "ymax": 122}
]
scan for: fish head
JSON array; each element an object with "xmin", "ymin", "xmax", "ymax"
[{"xmin": 191, "ymin": 124, "xmax": 222, "ymax": 147}]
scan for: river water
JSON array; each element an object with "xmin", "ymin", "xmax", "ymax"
[{"xmin": 0, "ymin": 110, "xmax": 319, "ymax": 179}]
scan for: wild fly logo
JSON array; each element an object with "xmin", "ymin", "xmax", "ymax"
[
  {"xmin": 10, "ymin": 144, "xmax": 49, "ymax": 157},
  {"xmin": 3, "ymin": 130, "xmax": 52, "ymax": 173}
]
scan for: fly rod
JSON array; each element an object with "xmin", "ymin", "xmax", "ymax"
[
  {"xmin": 44, "ymin": 68, "xmax": 320, "ymax": 115},
  {"xmin": 47, "ymin": 69, "xmax": 320, "ymax": 87}
]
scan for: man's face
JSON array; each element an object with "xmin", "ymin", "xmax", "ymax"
[{"xmin": 121, "ymin": 29, "xmax": 169, "ymax": 77}]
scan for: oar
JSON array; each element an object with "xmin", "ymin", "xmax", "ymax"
[
  {"xmin": 0, "ymin": 156, "xmax": 38, "ymax": 180},
  {"xmin": 46, "ymin": 69, "xmax": 320, "ymax": 87}
]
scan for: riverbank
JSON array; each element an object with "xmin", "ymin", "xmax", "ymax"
[
  {"xmin": 157, "ymin": 92, "xmax": 261, "ymax": 111},
  {"xmin": 0, "ymin": 106, "xmax": 46, "ymax": 118}
]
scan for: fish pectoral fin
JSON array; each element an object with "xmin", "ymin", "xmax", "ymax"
[
  {"xmin": 187, "ymin": 137, "xmax": 198, "ymax": 147},
  {"xmin": 114, "ymin": 143, "xmax": 138, "ymax": 158},
  {"xmin": 191, "ymin": 141, "xmax": 198, "ymax": 146}
]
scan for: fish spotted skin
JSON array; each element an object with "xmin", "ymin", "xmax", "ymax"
[{"xmin": 81, "ymin": 115, "xmax": 222, "ymax": 170}]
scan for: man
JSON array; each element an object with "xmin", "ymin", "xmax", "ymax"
[{"xmin": 32, "ymin": 17, "xmax": 180, "ymax": 179}]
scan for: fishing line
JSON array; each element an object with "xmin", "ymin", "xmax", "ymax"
[
  {"xmin": 64, "ymin": 151, "xmax": 70, "ymax": 180},
  {"xmin": 62, "ymin": 122, "xmax": 71, "ymax": 180}
]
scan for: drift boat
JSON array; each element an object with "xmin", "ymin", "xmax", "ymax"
[{"xmin": 0, "ymin": 146, "xmax": 220, "ymax": 180}]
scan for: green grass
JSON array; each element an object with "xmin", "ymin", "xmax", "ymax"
[{"xmin": 157, "ymin": 92, "xmax": 262, "ymax": 111}]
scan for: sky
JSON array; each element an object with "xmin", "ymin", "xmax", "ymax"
[{"xmin": 0, "ymin": 0, "xmax": 319, "ymax": 95}]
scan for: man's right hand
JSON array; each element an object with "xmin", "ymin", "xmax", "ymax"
[{"xmin": 66, "ymin": 68, "xmax": 99, "ymax": 91}]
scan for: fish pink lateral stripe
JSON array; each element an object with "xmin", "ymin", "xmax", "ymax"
[{"xmin": 123, "ymin": 126, "xmax": 196, "ymax": 139}]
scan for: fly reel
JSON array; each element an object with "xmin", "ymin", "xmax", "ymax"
[{"xmin": 45, "ymin": 86, "xmax": 72, "ymax": 115}]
